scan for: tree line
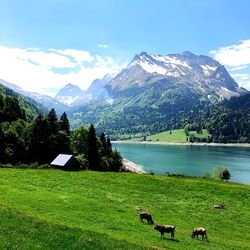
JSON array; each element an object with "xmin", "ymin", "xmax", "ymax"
[{"xmin": 0, "ymin": 93, "xmax": 122, "ymax": 171}]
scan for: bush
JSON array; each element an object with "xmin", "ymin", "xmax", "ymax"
[
  {"xmin": 75, "ymin": 155, "xmax": 88, "ymax": 170},
  {"xmin": 213, "ymin": 166, "xmax": 231, "ymax": 181},
  {"xmin": 202, "ymin": 172, "xmax": 210, "ymax": 178},
  {"xmin": 38, "ymin": 164, "xmax": 51, "ymax": 169},
  {"xmin": 100, "ymin": 157, "xmax": 110, "ymax": 171},
  {"xmin": 0, "ymin": 163, "xmax": 14, "ymax": 168}
]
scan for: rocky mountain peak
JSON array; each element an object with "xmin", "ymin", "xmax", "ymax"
[
  {"xmin": 55, "ymin": 83, "xmax": 85, "ymax": 105},
  {"xmin": 107, "ymin": 51, "xmax": 243, "ymax": 98}
]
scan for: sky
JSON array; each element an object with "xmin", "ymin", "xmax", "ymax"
[{"xmin": 0, "ymin": 0, "xmax": 250, "ymax": 96}]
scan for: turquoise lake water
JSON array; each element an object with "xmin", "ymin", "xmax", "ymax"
[{"xmin": 113, "ymin": 143, "xmax": 250, "ymax": 184}]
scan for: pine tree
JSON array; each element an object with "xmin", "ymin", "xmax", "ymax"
[
  {"xmin": 87, "ymin": 124, "xmax": 99, "ymax": 170},
  {"xmin": 59, "ymin": 112, "xmax": 70, "ymax": 135},
  {"xmin": 106, "ymin": 137, "xmax": 112, "ymax": 157},
  {"xmin": 47, "ymin": 108, "xmax": 58, "ymax": 134},
  {"xmin": 29, "ymin": 115, "xmax": 50, "ymax": 163},
  {"xmin": 0, "ymin": 125, "xmax": 5, "ymax": 162},
  {"xmin": 100, "ymin": 132, "xmax": 107, "ymax": 156}
]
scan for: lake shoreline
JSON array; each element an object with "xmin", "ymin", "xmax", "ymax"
[
  {"xmin": 121, "ymin": 158, "xmax": 144, "ymax": 173},
  {"xmin": 112, "ymin": 140, "xmax": 250, "ymax": 148}
]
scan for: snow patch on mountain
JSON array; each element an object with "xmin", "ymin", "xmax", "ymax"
[
  {"xmin": 152, "ymin": 55, "xmax": 192, "ymax": 70},
  {"xmin": 200, "ymin": 65, "xmax": 217, "ymax": 76},
  {"xmin": 137, "ymin": 60, "xmax": 167, "ymax": 75}
]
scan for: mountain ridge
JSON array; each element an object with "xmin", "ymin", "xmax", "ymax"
[
  {"xmin": 0, "ymin": 79, "xmax": 69, "ymax": 114},
  {"xmin": 106, "ymin": 51, "xmax": 243, "ymax": 99}
]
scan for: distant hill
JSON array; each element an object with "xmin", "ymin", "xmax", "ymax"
[
  {"xmin": 206, "ymin": 93, "xmax": 250, "ymax": 142},
  {"xmin": 0, "ymin": 79, "xmax": 69, "ymax": 115},
  {"xmin": 0, "ymin": 83, "xmax": 45, "ymax": 121}
]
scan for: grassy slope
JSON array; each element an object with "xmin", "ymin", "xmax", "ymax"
[
  {"xmin": 0, "ymin": 169, "xmax": 249, "ymax": 249},
  {"xmin": 145, "ymin": 129, "xmax": 210, "ymax": 143}
]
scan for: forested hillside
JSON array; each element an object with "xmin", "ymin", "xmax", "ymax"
[
  {"xmin": 68, "ymin": 92, "xmax": 250, "ymax": 143},
  {"xmin": 0, "ymin": 88, "xmax": 122, "ymax": 171},
  {"xmin": 206, "ymin": 93, "xmax": 250, "ymax": 143},
  {"xmin": 0, "ymin": 84, "xmax": 46, "ymax": 120}
]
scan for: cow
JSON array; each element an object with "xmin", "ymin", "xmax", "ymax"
[
  {"xmin": 139, "ymin": 212, "xmax": 154, "ymax": 224},
  {"xmin": 191, "ymin": 227, "xmax": 207, "ymax": 240},
  {"xmin": 154, "ymin": 224, "xmax": 175, "ymax": 239},
  {"xmin": 214, "ymin": 204, "xmax": 225, "ymax": 209}
]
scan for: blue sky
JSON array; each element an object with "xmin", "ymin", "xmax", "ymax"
[{"xmin": 0, "ymin": 0, "xmax": 250, "ymax": 95}]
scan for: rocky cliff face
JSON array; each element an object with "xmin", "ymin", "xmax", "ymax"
[{"xmin": 106, "ymin": 51, "xmax": 243, "ymax": 99}]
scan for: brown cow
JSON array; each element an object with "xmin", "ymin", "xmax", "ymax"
[
  {"xmin": 154, "ymin": 224, "xmax": 175, "ymax": 239},
  {"xmin": 214, "ymin": 204, "xmax": 225, "ymax": 209},
  {"xmin": 191, "ymin": 227, "xmax": 207, "ymax": 240},
  {"xmin": 139, "ymin": 212, "xmax": 154, "ymax": 224}
]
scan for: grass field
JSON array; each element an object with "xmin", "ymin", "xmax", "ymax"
[
  {"xmin": 144, "ymin": 129, "xmax": 211, "ymax": 143},
  {"xmin": 0, "ymin": 169, "xmax": 249, "ymax": 249}
]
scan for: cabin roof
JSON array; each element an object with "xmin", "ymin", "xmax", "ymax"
[{"xmin": 50, "ymin": 154, "xmax": 73, "ymax": 166}]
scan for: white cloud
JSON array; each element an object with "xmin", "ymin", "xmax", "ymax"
[
  {"xmin": 228, "ymin": 65, "xmax": 248, "ymax": 71},
  {"xmin": 0, "ymin": 45, "xmax": 126, "ymax": 96},
  {"xmin": 51, "ymin": 48, "xmax": 94, "ymax": 63},
  {"xmin": 231, "ymin": 73, "xmax": 250, "ymax": 80},
  {"xmin": 230, "ymin": 73, "xmax": 250, "ymax": 89},
  {"xmin": 0, "ymin": 46, "xmax": 75, "ymax": 69},
  {"xmin": 98, "ymin": 44, "xmax": 108, "ymax": 48},
  {"xmin": 211, "ymin": 40, "xmax": 250, "ymax": 90},
  {"xmin": 210, "ymin": 40, "xmax": 250, "ymax": 67}
]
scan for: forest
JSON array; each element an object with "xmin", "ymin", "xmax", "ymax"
[
  {"xmin": 69, "ymin": 92, "xmax": 250, "ymax": 143},
  {"xmin": 0, "ymin": 92, "xmax": 122, "ymax": 171}
]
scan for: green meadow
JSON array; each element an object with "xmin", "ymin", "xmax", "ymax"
[
  {"xmin": 146, "ymin": 129, "xmax": 211, "ymax": 143},
  {"xmin": 0, "ymin": 169, "xmax": 249, "ymax": 249}
]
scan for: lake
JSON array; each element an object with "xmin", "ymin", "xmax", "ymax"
[{"xmin": 113, "ymin": 143, "xmax": 250, "ymax": 184}]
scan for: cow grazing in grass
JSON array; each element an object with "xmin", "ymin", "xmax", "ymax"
[
  {"xmin": 191, "ymin": 227, "xmax": 207, "ymax": 240},
  {"xmin": 214, "ymin": 204, "xmax": 225, "ymax": 209},
  {"xmin": 154, "ymin": 224, "xmax": 175, "ymax": 239},
  {"xmin": 139, "ymin": 212, "xmax": 154, "ymax": 224}
]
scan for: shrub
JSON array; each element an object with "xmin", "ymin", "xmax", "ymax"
[
  {"xmin": 213, "ymin": 166, "xmax": 231, "ymax": 181},
  {"xmin": 75, "ymin": 154, "xmax": 88, "ymax": 170},
  {"xmin": 0, "ymin": 163, "xmax": 14, "ymax": 168},
  {"xmin": 100, "ymin": 157, "xmax": 110, "ymax": 171},
  {"xmin": 202, "ymin": 172, "xmax": 210, "ymax": 178}
]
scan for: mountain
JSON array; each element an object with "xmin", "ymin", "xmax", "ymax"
[
  {"xmin": 0, "ymin": 79, "xmax": 69, "ymax": 114},
  {"xmin": 55, "ymin": 75, "xmax": 114, "ymax": 107},
  {"xmin": 55, "ymin": 83, "xmax": 86, "ymax": 105},
  {"xmin": 68, "ymin": 51, "xmax": 248, "ymax": 140},
  {"xmin": 86, "ymin": 74, "xmax": 113, "ymax": 101},
  {"xmin": 106, "ymin": 51, "xmax": 244, "ymax": 99}
]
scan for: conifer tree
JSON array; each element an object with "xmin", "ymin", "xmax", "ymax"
[
  {"xmin": 29, "ymin": 115, "xmax": 50, "ymax": 163},
  {"xmin": 47, "ymin": 108, "xmax": 58, "ymax": 134},
  {"xmin": 0, "ymin": 125, "xmax": 5, "ymax": 162},
  {"xmin": 59, "ymin": 112, "xmax": 70, "ymax": 135},
  {"xmin": 100, "ymin": 132, "xmax": 107, "ymax": 156},
  {"xmin": 87, "ymin": 124, "xmax": 99, "ymax": 170},
  {"xmin": 106, "ymin": 137, "xmax": 112, "ymax": 157}
]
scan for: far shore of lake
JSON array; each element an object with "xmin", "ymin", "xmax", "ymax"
[{"xmin": 113, "ymin": 140, "xmax": 250, "ymax": 148}]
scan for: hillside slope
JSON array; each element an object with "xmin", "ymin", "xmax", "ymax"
[
  {"xmin": 0, "ymin": 83, "xmax": 45, "ymax": 121},
  {"xmin": 0, "ymin": 169, "xmax": 249, "ymax": 249}
]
